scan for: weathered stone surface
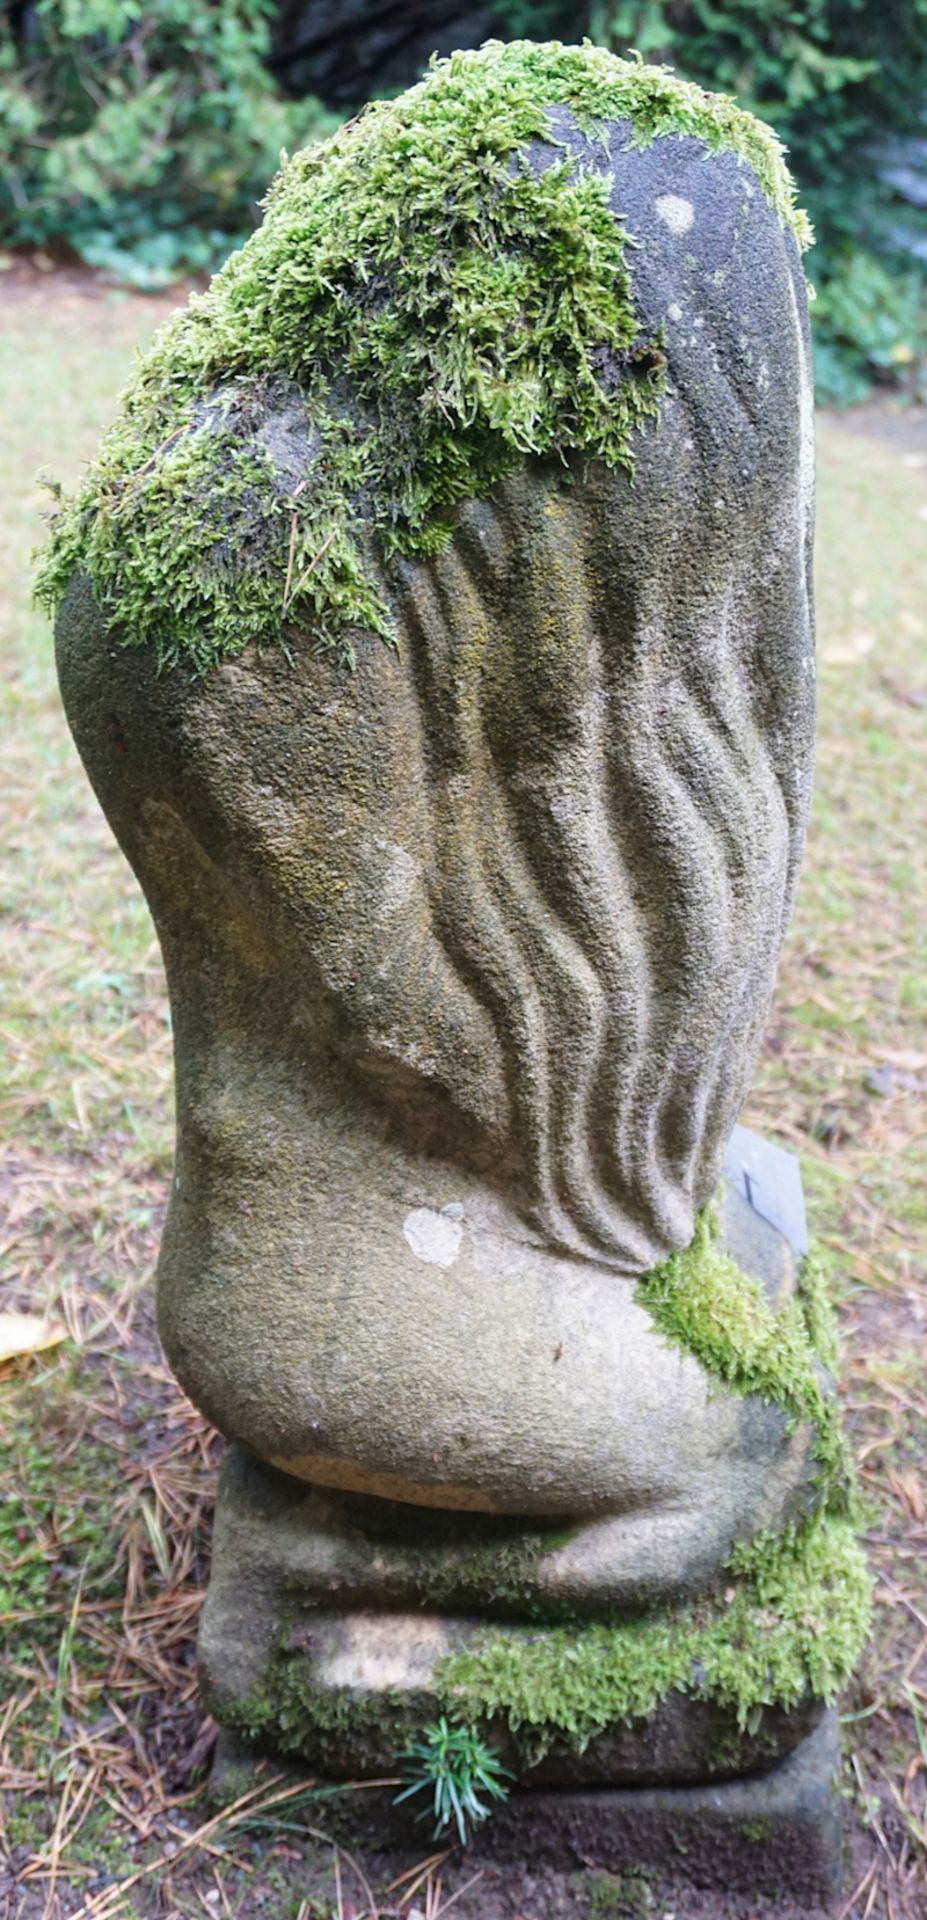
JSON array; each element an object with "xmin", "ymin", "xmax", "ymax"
[
  {"xmin": 199, "ymin": 1472, "xmax": 826, "ymax": 1785},
  {"xmin": 51, "ymin": 58, "xmax": 852, "ymax": 1864},
  {"xmin": 474, "ymin": 1712, "xmax": 843, "ymax": 1900},
  {"xmin": 54, "ymin": 115, "xmax": 815, "ymax": 1541},
  {"xmin": 194, "ymin": 1180, "xmax": 831, "ymax": 1794},
  {"xmin": 210, "ymin": 1713, "xmax": 843, "ymax": 1903},
  {"xmin": 191, "ymin": 1181, "xmax": 814, "ymax": 1645},
  {"xmin": 57, "ymin": 115, "xmax": 816, "ymax": 1267}
]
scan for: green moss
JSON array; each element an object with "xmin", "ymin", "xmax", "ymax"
[
  {"xmin": 434, "ymin": 1218, "xmax": 869, "ymax": 1751},
  {"xmin": 796, "ymin": 1244, "xmax": 842, "ymax": 1377},
  {"xmin": 35, "ymin": 39, "xmax": 809, "ymax": 674},
  {"xmin": 636, "ymin": 1212, "xmax": 852, "ymax": 1505},
  {"xmin": 215, "ymin": 1220, "xmax": 866, "ymax": 1766},
  {"xmin": 223, "ymin": 1658, "xmax": 422, "ymax": 1771},
  {"xmin": 587, "ymin": 1871, "xmax": 654, "ymax": 1919},
  {"xmin": 435, "ymin": 1510, "xmax": 871, "ymax": 1750},
  {"xmin": 405, "ymin": 1523, "xmax": 571, "ymax": 1616}
]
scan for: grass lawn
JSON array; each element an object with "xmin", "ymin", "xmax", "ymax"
[{"xmin": 1, "ymin": 267, "xmax": 926, "ymax": 1919}]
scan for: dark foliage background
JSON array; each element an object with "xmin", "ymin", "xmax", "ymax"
[
  {"xmin": 0, "ymin": 1, "xmax": 340, "ymax": 288},
  {"xmin": 2, "ymin": 0, "xmax": 925, "ymax": 400}
]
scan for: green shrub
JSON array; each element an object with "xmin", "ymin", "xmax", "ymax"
[
  {"xmin": 0, "ymin": 0, "xmax": 339, "ymax": 286},
  {"xmin": 810, "ymin": 249, "xmax": 926, "ymax": 405}
]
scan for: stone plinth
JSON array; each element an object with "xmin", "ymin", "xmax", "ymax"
[{"xmin": 210, "ymin": 1715, "xmax": 843, "ymax": 1905}]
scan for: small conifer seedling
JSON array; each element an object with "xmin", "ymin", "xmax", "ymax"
[{"xmin": 394, "ymin": 1717, "xmax": 510, "ymax": 1844}]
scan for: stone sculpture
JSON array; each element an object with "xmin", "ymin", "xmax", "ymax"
[{"xmin": 43, "ymin": 39, "xmax": 868, "ymax": 1897}]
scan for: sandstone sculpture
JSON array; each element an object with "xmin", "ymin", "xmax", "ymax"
[{"xmin": 43, "ymin": 39, "xmax": 868, "ymax": 1894}]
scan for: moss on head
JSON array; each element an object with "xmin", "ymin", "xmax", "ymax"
[{"xmin": 35, "ymin": 38, "xmax": 809, "ymax": 674}]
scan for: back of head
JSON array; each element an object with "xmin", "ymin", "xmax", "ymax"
[{"xmin": 48, "ymin": 41, "xmax": 815, "ymax": 1272}]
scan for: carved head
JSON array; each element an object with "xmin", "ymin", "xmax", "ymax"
[{"xmin": 49, "ymin": 44, "xmax": 814, "ymax": 1274}]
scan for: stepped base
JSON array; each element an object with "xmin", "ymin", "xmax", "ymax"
[{"xmin": 211, "ymin": 1711, "xmax": 843, "ymax": 1904}]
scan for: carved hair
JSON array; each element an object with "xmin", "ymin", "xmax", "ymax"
[
  {"xmin": 348, "ymin": 393, "xmax": 813, "ymax": 1273},
  {"xmin": 57, "ymin": 130, "xmax": 815, "ymax": 1280}
]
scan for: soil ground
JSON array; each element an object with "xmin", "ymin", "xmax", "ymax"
[{"xmin": 1, "ymin": 258, "xmax": 926, "ymax": 1920}]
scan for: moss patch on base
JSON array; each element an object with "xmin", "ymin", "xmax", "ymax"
[
  {"xmin": 436, "ymin": 1512, "xmax": 870, "ymax": 1751},
  {"xmin": 208, "ymin": 1230, "xmax": 868, "ymax": 1767},
  {"xmin": 637, "ymin": 1212, "xmax": 851, "ymax": 1505},
  {"xmin": 223, "ymin": 1666, "xmax": 425, "ymax": 1773},
  {"xmin": 212, "ymin": 1514, "xmax": 869, "ymax": 1767},
  {"xmin": 436, "ymin": 1223, "xmax": 868, "ymax": 1752},
  {"xmin": 34, "ymin": 39, "xmax": 809, "ymax": 673}
]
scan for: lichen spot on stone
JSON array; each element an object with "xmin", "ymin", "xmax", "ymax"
[
  {"xmin": 370, "ymin": 838, "xmax": 418, "ymax": 915},
  {"xmin": 656, "ymin": 193, "xmax": 695, "ymax": 235},
  {"xmin": 403, "ymin": 1206, "xmax": 464, "ymax": 1269},
  {"xmin": 318, "ymin": 1614, "xmax": 449, "ymax": 1690}
]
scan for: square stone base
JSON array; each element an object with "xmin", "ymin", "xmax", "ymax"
[
  {"xmin": 212, "ymin": 1710, "xmax": 842, "ymax": 1904},
  {"xmin": 198, "ymin": 1446, "xmax": 829, "ymax": 1791},
  {"xmin": 469, "ymin": 1710, "xmax": 842, "ymax": 1900}
]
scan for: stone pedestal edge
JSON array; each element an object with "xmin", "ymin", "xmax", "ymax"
[{"xmin": 211, "ymin": 1708, "xmax": 843, "ymax": 1904}]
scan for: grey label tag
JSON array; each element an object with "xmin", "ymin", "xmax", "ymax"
[{"xmin": 724, "ymin": 1123, "xmax": 809, "ymax": 1257}]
